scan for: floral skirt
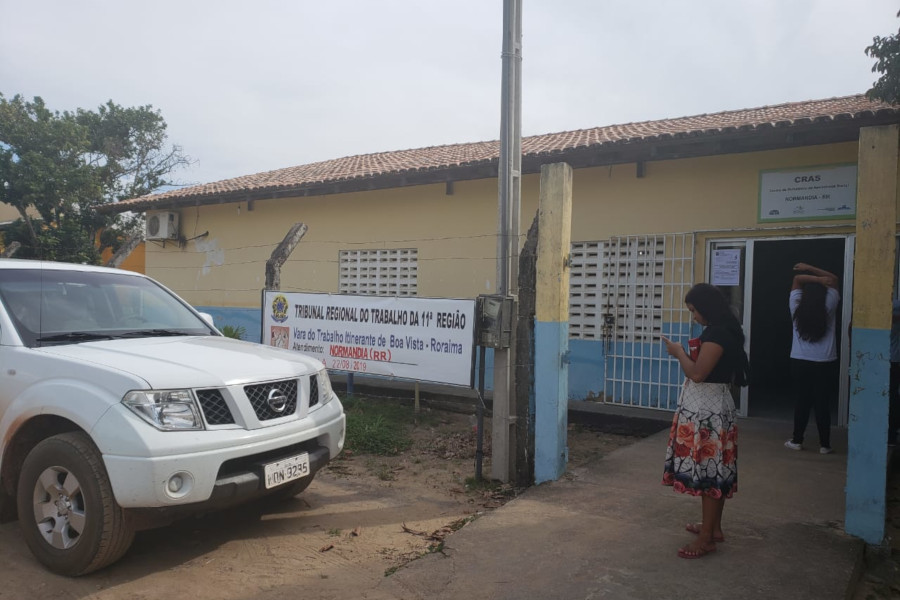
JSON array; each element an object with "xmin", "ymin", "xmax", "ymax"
[{"xmin": 662, "ymin": 379, "xmax": 738, "ymax": 499}]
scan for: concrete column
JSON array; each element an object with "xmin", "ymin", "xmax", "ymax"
[
  {"xmin": 846, "ymin": 124, "xmax": 899, "ymax": 544},
  {"xmin": 534, "ymin": 162, "xmax": 573, "ymax": 484}
]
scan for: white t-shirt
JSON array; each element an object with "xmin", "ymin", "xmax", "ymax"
[{"xmin": 789, "ymin": 287, "xmax": 840, "ymax": 362}]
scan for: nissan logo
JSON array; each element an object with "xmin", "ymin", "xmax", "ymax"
[{"xmin": 267, "ymin": 388, "xmax": 289, "ymax": 413}]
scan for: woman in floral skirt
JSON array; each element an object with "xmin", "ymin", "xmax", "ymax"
[{"xmin": 660, "ymin": 283, "xmax": 749, "ymax": 559}]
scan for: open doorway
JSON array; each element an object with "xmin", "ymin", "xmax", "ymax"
[{"xmin": 747, "ymin": 238, "xmax": 845, "ymax": 420}]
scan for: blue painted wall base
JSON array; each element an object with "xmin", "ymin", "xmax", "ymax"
[
  {"xmin": 534, "ymin": 320, "xmax": 569, "ymax": 484},
  {"xmin": 846, "ymin": 327, "xmax": 889, "ymax": 544}
]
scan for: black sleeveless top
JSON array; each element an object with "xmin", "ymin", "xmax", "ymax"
[{"xmin": 699, "ymin": 324, "xmax": 743, "ymax": 384}]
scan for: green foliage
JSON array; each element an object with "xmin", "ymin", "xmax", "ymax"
[
  {"xmin": 383, "ymin": 517, "xmax": 474, "ymax": 577},
  {"xmin": 342, "ymin": 395, "xmax": 414, "ymax": 456},
  {"xmin": 866, "ymin": 11, "xmax": 900, "ymax": 104},
  {"xmin": 0, "ymin": 93, "xmax": 190, "ymax": 262},
  {"xmin": 464, "ymin": 476, "xmax": 502, "ymax": 492},
  {"xmin": 220, "ymin": 325, "xmax": 247, "ymax": 340},
  {"xmin": 365, "ymin": 459, "xmax": 397, "ymax": 481},
  {"xmin": 2, "ymin": 217, "xmax": 101, "ymax": 264}
]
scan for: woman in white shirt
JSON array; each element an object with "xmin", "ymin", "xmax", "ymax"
[{"xmin": 785, "ymin": 262, "xmax": 839, "ymax": 454}]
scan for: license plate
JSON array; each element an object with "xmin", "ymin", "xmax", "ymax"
[{"xmin": 263, "ymin": 452, "xmax": 310, "ymax": 489}]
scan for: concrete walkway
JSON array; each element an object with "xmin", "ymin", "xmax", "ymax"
[{"xmin": 376, "ymin": 416, "xmax": 861, "ymax": 600}]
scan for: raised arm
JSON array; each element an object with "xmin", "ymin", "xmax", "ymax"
[{"xmin": 792, "ymin": 263, "xmax": 838, "ymax": 290}]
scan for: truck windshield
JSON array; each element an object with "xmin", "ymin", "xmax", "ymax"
[{"xmin": 0, "ymin": 268, "xmax": 217, "ymax": 347}]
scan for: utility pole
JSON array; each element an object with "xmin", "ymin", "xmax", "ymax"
[{"xmin": 493, "ymin": 0, "xmax": 522, "ymax": 483}]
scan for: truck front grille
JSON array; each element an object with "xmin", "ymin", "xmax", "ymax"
[
  {"xmin": 197, "ymin": 389, "xmax": 235, "ymax": 425},
  {"xmin": 309, "ymin": 375, "xmax": 319, "ymax": 407},
  {"xmin": 244, "ymin": 378, "xmax": 299, "ymax": 421}
]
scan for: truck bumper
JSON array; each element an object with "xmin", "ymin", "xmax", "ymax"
[{"xmin": 99, "ymin": 399, "xmax": 345, "ymax": 508}]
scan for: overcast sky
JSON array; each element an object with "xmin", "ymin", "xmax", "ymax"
[{"xmin": 1, "ymin": 1, "xmax": 896, "ymax": 189}]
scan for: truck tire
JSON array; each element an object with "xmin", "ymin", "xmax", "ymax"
[{"xmin": 16, "ymin": 432, "xmax": 135, "ymax": 576}]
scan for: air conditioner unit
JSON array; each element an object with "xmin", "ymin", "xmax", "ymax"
[{"xmin": 145, "ymin": 211, "xmax": 179, "ymax": 240}]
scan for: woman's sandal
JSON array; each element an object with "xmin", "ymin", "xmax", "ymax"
[
  {"xmin": 677, "ymin": 543, "xmax": 717, "ymax": 559},
  {"xmin": 685, "ymin": 522, "xmax": 725, "ymax": 542}
]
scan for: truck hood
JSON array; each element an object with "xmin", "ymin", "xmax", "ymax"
[{"xmin": 38, "ymin": 336, "xmax": 323, "ymax": 389}]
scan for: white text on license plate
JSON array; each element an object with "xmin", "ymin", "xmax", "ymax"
[{"xmin": 264, "ymin": 452, "xmax": 310, "ymax": 489}]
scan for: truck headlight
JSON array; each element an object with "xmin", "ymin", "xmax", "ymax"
[
  {"xmin": 123, "ymin": 390, "xmax": 204, "ymax": 431},
  {"xmin": 318, "ymin": 368, "xmax": 334, "ymax": 404}
]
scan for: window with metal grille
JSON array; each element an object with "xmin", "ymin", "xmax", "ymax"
[
  {"xmin": 600, "ymin": 236, "xmax": 666, "ymax": 343},
  {"xmin": 569, "ymin": 241, "xmax": 605, "ymax": 340},
  {"xmin": 592, "ymin": 233, "xmax": 695, "ymax": 411},
  {"xmin": 339, "ymin": 248, "xmax": 418, "ymax": 296},
  {"xmin": 570, "ymin": 237, "xmax": 666, "ymax": 342},
  {"xmin": 570, "ymin": 236, "xmax": 691, "ymax": 344}
]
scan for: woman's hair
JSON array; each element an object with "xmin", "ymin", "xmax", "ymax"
[
  {"xmin": 684, "ymin": 284, "xmax": 743, "ymax": 340},
  {"xmin": 684, "ymin": 283, "xmax": 750, "ymax": 386},
  {"xmin": 793, "ymin": 282, "xmax": 827, "ymax": 342}
]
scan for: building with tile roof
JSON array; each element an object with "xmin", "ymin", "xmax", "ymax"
[
  {"xmin": 99, "ymin": 92, "xmax": 900, "ymax": 545},
  {"xmin": 97, "ymin": 94, "xmax": 900, "ymax": 417}
]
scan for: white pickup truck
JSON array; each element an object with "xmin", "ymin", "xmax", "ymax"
[{"xmin": 0, "ymin": 259, "xmax": 345, "ymax": 575}]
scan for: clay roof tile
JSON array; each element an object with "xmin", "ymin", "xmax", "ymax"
[{"xmin": 113, "ymin": 94, "xmax": 897, "ymax": 209}]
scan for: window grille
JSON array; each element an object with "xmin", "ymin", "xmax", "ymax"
[
  {"xmin": 339, "ymin": 248, "xmax": 418, "ymax": 296},
  {"xmin": 601, "ymin": 236, "xmax": 666, "ymax": 343},
  {"xmin": 569, "ymin": 234, "xmax": 694, "ymax": 410},
  {"xmin": 603, "ymin": 234, "xmax": 694, "ymax": 410},
  {"xmin": 569, "ymin": 241, "xmax": 605, "ymax": 340}
]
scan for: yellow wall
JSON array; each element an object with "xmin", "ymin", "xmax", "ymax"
[
  {"xmin": 853, "ymin": 125, "xmax": 900, "ymax": 330},
  {"xmin": 145, "ymin": 140, "xmax": 866, "ymax": 308},
  {"xmin": 100, "ymin": 241, "xmax": 146, "ymax": 273},
  {"xmin": 148, "ymin": 179, "xmax": 503, "ymax": 307},
  {"xmin": 570, "ymin": 142, "xmax": 860, "ymax": 239},
  {"xmin": 0, "ymin": 204, "xmax": 20, "ymax": 222}
]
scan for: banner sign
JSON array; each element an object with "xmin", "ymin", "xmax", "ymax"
[
  {"xmin": 262, "ymin": 291, "xmax": 476, "ymax": 388},
  {"xmin": 758, "ymin": 163, "xmax": 857, "ymax": 222}
]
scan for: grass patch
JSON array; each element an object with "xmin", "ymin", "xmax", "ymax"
[
  {"xmin": 365, "ymin": 458, "xmax": 397, "ymax": 481},
  {"xmin": 445, "ymin": 515, "xmax": 476, "ymax": 532},
  {"xmin": 342, "ymin": 395, "xmax": 415, "ymax": 456},
  {"xmin": 384, "ymin": 516, "xmax": 477, "ymax": 577},
  {"xmin": 464, "ymin": 476, "xmax": 502, "ymax": 492}
]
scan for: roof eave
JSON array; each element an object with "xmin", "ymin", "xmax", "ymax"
[{"xmin": 95, "ymin": 109, "xmax": 898, "ymax": 215}]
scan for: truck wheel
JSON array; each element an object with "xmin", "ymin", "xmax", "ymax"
[{"xmin": 16, "ymin": 432, "xmax": 135, "ymax": 576}]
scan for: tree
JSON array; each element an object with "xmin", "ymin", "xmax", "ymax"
[
  {"xmin": 866, "ymin": 11, "xmax": 900, "ymax": 105},
  {"xmin": 220, "ymin": 325, "xmax": 247, "ymax": 340},
  {"xmin": 0, "ymin": 94, "xmax": 190, "ymax": 262}
]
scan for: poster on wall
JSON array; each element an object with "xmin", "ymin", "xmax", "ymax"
[
  {"xmin": 262, "ymin": 291, "xmax": 476, "ymax": 388},
  {"xmin": 758, "ymin": 163, "xmax": 857, "ymax": 223},
  {"xmin": 711, "ymin": 249, "xmax": 741, "ymax": 286}
]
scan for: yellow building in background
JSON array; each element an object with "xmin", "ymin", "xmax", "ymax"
[
  {"xmin": 0, "ymin": 203, "xmax": 20, "ymax": 224},
  {"xmin": 99, "ymin": 94, "xmax": 900, "ymax": 543},
  {"xmin": 99, "ymin": 95, "xmax": 897, "ymax": 428}
]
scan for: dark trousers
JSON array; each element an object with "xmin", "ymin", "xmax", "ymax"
[
  {"xmin": 890, "ymin": 362, "xmax": 900, "ymax": 444},
  {"xmin": 790, "ymin": 358, "xmax": 836, "ymax": 448}
]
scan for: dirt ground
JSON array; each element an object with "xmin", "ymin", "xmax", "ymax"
[{"xmin": 0, "ymin": 409, "xmax": 641, "ymax": 600}]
